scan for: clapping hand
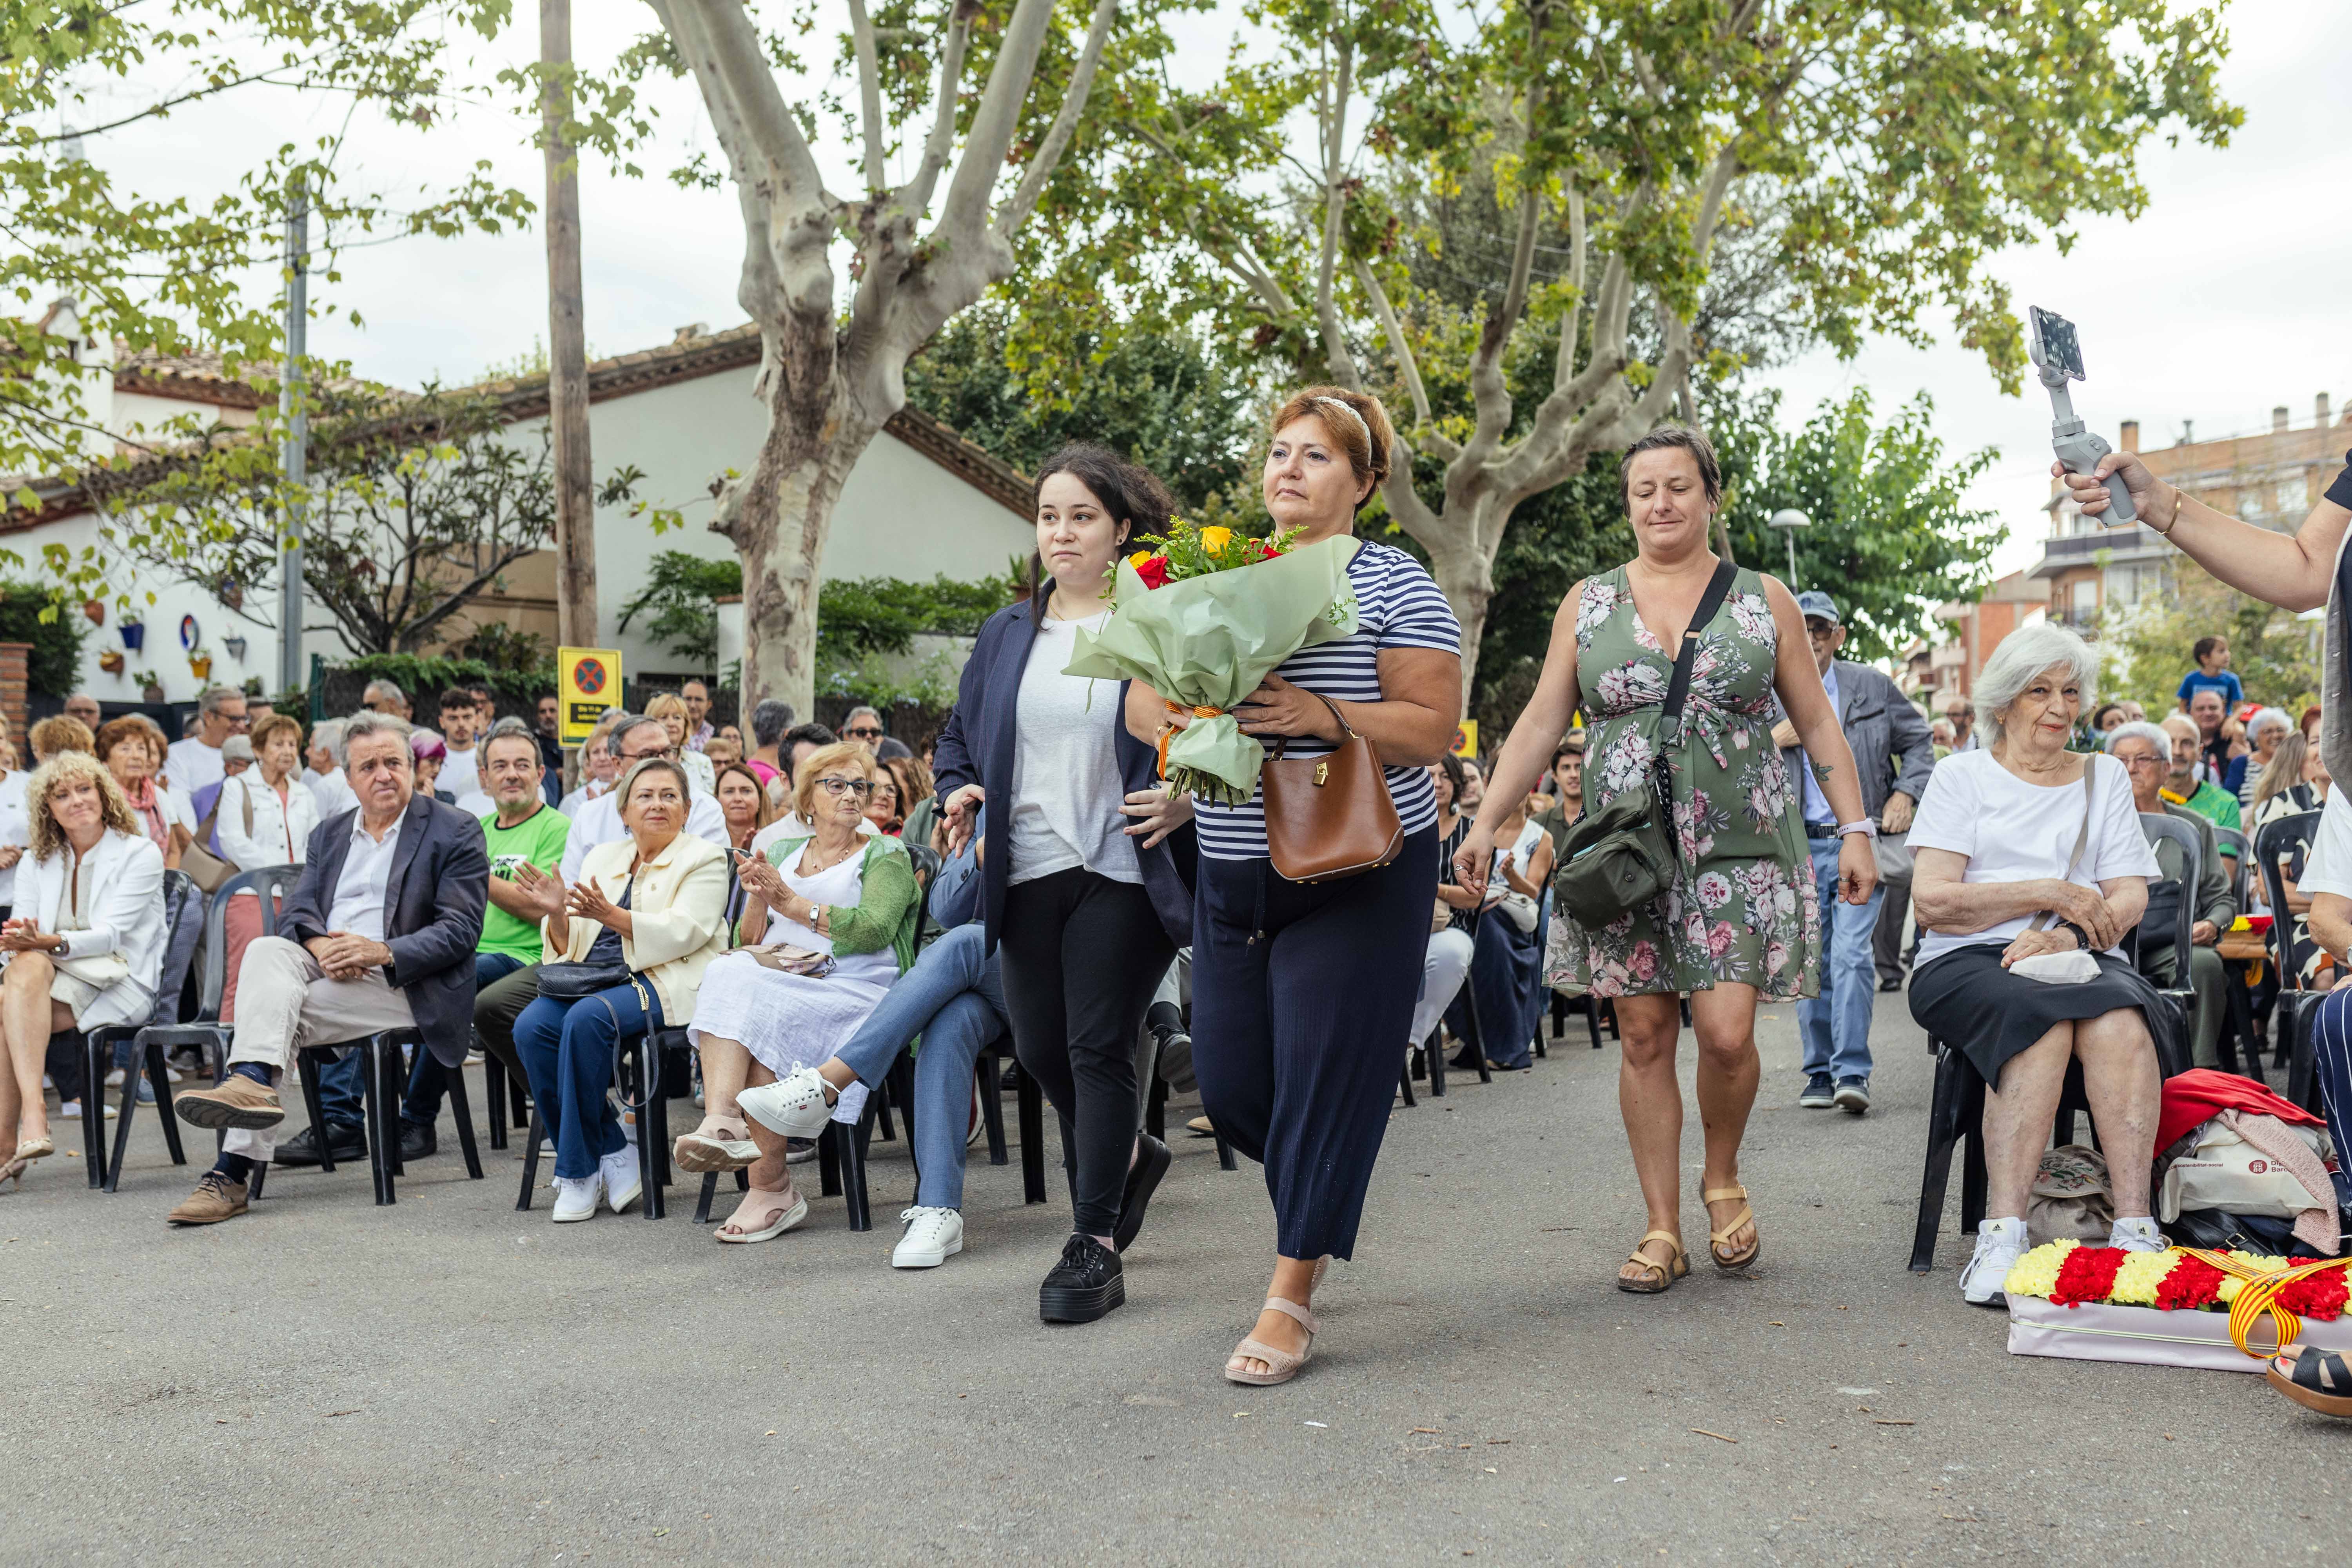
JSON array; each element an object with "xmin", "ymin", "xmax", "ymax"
[
  {"xmin": 0, "ymin": 917, "xmax": 45, "ymax": 953},
  {"xmin": 508, "ymin": 860, "xmax": 568, "ymax": 918},
  {"xmin": 735, "ymin": 850, "xmax": 786, "ymax": 906},
  {"xmin": 566, "ymin": 880, "xmax": 622, "ymax": 927}
]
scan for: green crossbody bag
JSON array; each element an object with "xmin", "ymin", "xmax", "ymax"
[{"xmin": 1551, "ymin": 559, "xmax": 1737, "ymax": 929}]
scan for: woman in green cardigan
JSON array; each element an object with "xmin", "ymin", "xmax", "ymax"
[{"xmin": 686, "ymin": 743, "xmax": 920, "ymax": 1240}]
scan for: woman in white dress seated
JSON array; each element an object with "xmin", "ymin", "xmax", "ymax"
[
  {"xmin": 688, "ymin": 741, "xmax": 921, "ymax": 1241},
  {"xmin": 0, "ymin": 752, "xmax": 167, "ymax": 1185}
]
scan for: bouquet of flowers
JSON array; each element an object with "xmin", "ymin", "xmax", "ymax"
[{"xmin": 1062, "ymin": 518, "xmax": 1359, "ymax": 805}]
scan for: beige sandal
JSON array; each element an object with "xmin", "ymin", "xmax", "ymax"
[
  {"xmin": 1225, "ymin": 1297, "xmax": 1318, "ymax": 1386},
  {"xmin": 674, "ymin": 1119, "xmax": 760, "ymax": 1173},
  {"xmin": 715, "ymin": 1184, "xmax": 807, "ymax": 1243},
  {"xmin": 1705, "ymin": 1184, "xmax": 1761, "ymax": 1272},
  {"xmin": 1618, "ymin": 1229, "xmax": 1688, "ymax": 1294}
]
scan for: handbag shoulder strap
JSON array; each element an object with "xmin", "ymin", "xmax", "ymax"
[
  {"xmin": 1661, "ymin": 558, "xmax": 1739, "ymax": 744},
  {"xmin": 2027, "ymin": 757, "xmax": 2102, "ymax": 933}
]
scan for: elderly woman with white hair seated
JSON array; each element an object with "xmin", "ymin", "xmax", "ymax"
[
  {"xmin": 1902, "ymin": 624, "xmax": 2171, "ymax": 1304},
  {"xmin": 2232, "ymin": 705, "xmax": 2293, "ymax": 808}
]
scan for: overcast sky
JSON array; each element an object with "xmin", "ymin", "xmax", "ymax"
[{"xmin": 74, "ymin": 0, "xmax": 2352, "ymax": 580}]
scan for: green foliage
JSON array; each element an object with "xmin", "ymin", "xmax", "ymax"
[
  {"xmin": 0, "ymin": 581, "xmax": 87, "ymax": 695},
  {"xmin": 902, "ymin": 301, "xmax": 1265, "ymax": 515},
  {"xmin": 0, "ymin": 2, "xmax": 531, "ymax": 498},
  {"xmin": 338, "ymin": 652, "xmax": 555, "ymax": 705},
  {"xmin": 2103, "ymin": 565, "xmax": 2319, "ymax": 718},
  {"xmin": 1713, "ymin": 385, "xmax": 2005, "ymax": 664},
  {"xmin": 617, "ymin": 552, "xmax": 743, "ymax": 670},
  {"xmin": 454, "ymin": 621, "xmax": 553, "ymax": 677}
]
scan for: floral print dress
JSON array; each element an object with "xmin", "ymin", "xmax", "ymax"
[{"xmin": 1546, "ymin": 564, "xmax": 1820, "ymax": 1001}]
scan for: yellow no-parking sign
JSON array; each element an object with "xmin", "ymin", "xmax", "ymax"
[
  {"xmin": 1451, "ymin": 719, "xmax": 1479, "ymax": 758},
  {"xmin": 558, "ymin": 646, "xmax": 622, "ymax": 744}
]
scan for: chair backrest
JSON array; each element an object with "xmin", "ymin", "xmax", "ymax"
[
  {"xmin": 2212, "ymin": 824, "xmax": 2250, "ymax": 911},
  {"xmin": 904, "ymin": 842, "xmax": 942, "ymax": 950},
  {"xmin": 2136, "ymin": 811, "xmax": 2201, "ymax": 966},
  {"xmin": 191, "ymin": 864, "xmax": 304, "ymax": 1022},
  {"xmin": 2254, "ymin": 809, "xmax": 2324, "ymax": 992}
]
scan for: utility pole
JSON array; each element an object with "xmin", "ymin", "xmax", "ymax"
[
  {"xmin": 541, "ymin": 0, "xmax": 597, "ymax": 647},
  {"xmin": 278, "ymin": 174, "xmax": 309, "ymax": 696}
]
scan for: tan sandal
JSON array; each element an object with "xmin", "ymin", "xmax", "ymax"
[
  {"xmin": 1705, "ymin": 1184, "xmax": 1761, "ymax": 1272},
  {"xmin": 1618, "ymin": 1229, "xmax": 1688, "ymax": 1294},
  {"xmin": 715, "ymin": 1184, "xmax": 808, "ymax": 1243},
  {"xmin": 1225, "ymin": 1297, "xmax": 1317, "ymax": 1386},
  {"xmin": 674, "ymin": 1118, "xmax": 759, "ymax": 1173}
]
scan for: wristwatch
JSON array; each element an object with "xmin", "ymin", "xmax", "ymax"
[{"xmin": 2053, "ymin": 918, "xmax": 2091, "ymax": 950}]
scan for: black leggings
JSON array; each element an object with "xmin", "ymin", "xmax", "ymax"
[
  {"xmin": 998, "ymin": 868, "xmax": 1175, "ymax": 1237},
  {"xmin": 1190, "ymin": 828, "xmax": 1437, "ymax": 1260}
]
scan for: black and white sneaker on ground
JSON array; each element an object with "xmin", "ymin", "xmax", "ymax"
[
  {"xmin": 1798, "ymin": 1073, "xmax": 1835, "ymax": 1109},
  {"xmin": 1038, "ymin": 1233, "xmax": 1124, "ymax": 1323},
  {"xmin": 1833, "ymin": 1076, "xmax": 1870, "ymax": 1114}
]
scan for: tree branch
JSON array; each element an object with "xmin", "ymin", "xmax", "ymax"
[
  {"xmin": 935, "ymin": 0, "xmax": 1060, "ymax": 242},
  {"xmin": 658, "ymin": 0, "xmax": 827, "ymax": 202},
  {"xmin": 996, "ymin": 0, "xmax": 1120, "ymax": 238},
  {"xmin": 1555, "ymin": 180, "xmax": 1586, "ymax": 389},
  {"xmin": 898, "ymin": 0, "xmax": 978, "ymax": 221},
  {"xmin": 1312, "ymin": 31, "xmax": 1357, "ymax": 382},
  {"xmin": 1354, "ymin": 259, "xmax": 1446, "ymax": 452},
  {"xmin": 847, "ymin": 0, "xmax": 888, "ymax": 192}
]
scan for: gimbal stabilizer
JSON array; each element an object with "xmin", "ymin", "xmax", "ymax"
[{"xmin": 2028, "ymin": 305, "xmax": 2136, "ymax": 524}]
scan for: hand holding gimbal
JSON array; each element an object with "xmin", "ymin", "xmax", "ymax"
[{"xmin": 2029, "ymin": 306, "xmax": 2136, "ymax": 524}]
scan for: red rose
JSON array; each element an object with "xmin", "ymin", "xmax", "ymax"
[
  {"xmin": 1132, "ymin": 554, "xmax": 1170, "ymax": 589},
  {"xmin": 1251, "ymin": 539, "xmax": 1278, "ymax": 561}
]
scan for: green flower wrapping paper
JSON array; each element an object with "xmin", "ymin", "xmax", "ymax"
[{"xmin": 1063, "ymin": 534, "xmax": 1361, "ymax": 804}]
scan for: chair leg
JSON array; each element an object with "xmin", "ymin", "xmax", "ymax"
[
  {"xmin": 1016, "ymin": 1068, "xmax": 1046, "ymax": 1204},
  {"xmin": 1910, "ymin": 1047, "xmax": 1963, "ymax": 1273},
  {"xmin": 818, "ymin": 1122, "xmax": 843, "ymax": 1198},
  {"xmin": 444, "ymin": 1064, "xmax": 485, "ymax": 1181},
  {"xmin": 1397, "ymin": 1058, "xmax": 1416, "ymax": 1107},
  {"xmin": 2290, "ymin": 998, "xmax": 2320, "ymax": 1111},
  {"xmin": 695, "ymin": 1169, "xmax": 720, "ymax": 1225},
  {"xmin": 841, "ymin": 1111, "xmax": 874, "ymax": 1232},
  {"xmin": 977, "ymin": 1052, "xmax": 1008, "ymax": 1167},
  {"xmin": 365, "ymin": 1042, "xmax": 397, "ymax": 1205},
  {"xmin": 297, "ymin": 1050, "xmax": 335, "ymax": 1174},
  {"xmin": 508, "ymin": 1061, "xmax": 530, "ymax": 1129},
  {"xmin": 80, "ymin": 1032, "xmax": 113, "ymax": 1189},
  {"xmin": 1425, "ymin": 1028, "xmax": 1447, "ymax": 1098},
  {"xmin": 482, "ymin": 1049, "xmax": 509, "ymax": 1152},
  {"xmin": 1214, "ymin": 1132, "xmax": 1237, "ymax": 1171},
  {"xmin": 143, "ymin": 1041, "xmax": 186, "ymax": 1166},
  {"xmin": 887, "ymin": 1053, "xmax": 918, "ymax": 1155},
  {"xmin": 639, "ymin": 1044, "xmax": 666, "ymax": 1221},
  {"xmin": 1147, "ymin": 1071, "xmax": 1169, "ymax": 1142},
  {"xmin": 516, "ymin": 1105, "xmax": 544, "ymax": 1211},
  {"xmin": 1584, "ymin": 996, "xmax": 1604, "ymax": 1051}
]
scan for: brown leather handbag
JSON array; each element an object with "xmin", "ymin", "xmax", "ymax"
[{"xmin": 1262, "ymin": 691, "xmax": 1403, "ymax": 883}]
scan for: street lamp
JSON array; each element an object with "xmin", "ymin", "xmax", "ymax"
[{"xmin": 1768, "ymin": 507, "xmax": 1811, "ymax": 588}]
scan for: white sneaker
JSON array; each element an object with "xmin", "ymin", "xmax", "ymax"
[
  {"xmin": 104, "ymin": 1068, "xmax": 126, "ymax": 1087},
  {"xmin": 891, "ymin": 1206, "xmax": 965, "ymax": 1269},
  {"xmin": 2109, "ymin": 1216, "xmax": 2166, "ymax": 1252},
  {"xmin": 1959, "ymin": 1216, "xmax": 2031, "ymax": 1306},
  {"xmin": 551, "ymin": 1172, "xmax": 603, "ymax": 1222},
  {"xmin": 600, "ymin": 1147, "xmax": 643, "ymax": 1214},
  {"xmin": 739, "ymin": 1067, "xmax": 837, "ymax": 1141}
]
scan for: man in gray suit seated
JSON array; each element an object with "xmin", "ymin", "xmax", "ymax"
[{"xmin": 1773, "ymin": 591, "xmax": 1933, "ymax": 1115}]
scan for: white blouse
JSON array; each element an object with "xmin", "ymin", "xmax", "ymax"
[{"xmin": 1007, "ymin": 609, "xmax": 1139, "ymax": 888}]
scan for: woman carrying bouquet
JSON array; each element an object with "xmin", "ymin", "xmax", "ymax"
[
  {"xmin": 1131, "ymin": 387, "xmax": 1464, "ymax": 1385},
  {"xmin": 1457, "ymin": 425, "xmax": 1876, "ymax": 1295},
  {"xmin": 916, "ymin": 445, "xmax": 1197, "ymax": 1323}
]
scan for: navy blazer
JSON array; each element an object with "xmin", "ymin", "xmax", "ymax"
[
  {"xmin": 933, "ymin": 598, "xmax": 1197, "ymax": 954},
  {"xmin": 279, "ymin": 791, "xmax": 491, "ymax": 1068}
]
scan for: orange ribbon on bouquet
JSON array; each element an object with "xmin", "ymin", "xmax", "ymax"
[
  {"xmin": 1157, "ymin": 701, "xmax": 1225, "ymax": 779},
  {"xmin": 2183, "ymin": 1249, "xmax": 2352, "ymax": 1359}
]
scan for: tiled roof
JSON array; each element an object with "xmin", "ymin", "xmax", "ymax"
[{"xmin": 9, "ymin": 326, "xmax": 1033, "ymax": 528}]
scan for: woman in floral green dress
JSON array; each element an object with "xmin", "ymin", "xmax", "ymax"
[{"xmin": 1456, "ymin": 427, "xmax": 1878, "ymax": 1295}]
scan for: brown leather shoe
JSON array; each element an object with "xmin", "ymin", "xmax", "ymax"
[
  {"xmin": 167, "ymin": 1171, "xmax": 249, "ymax": 1225},
  {"xmin": 173, "ymin": 1074, "xmax": 285, "ymax": 1131}
]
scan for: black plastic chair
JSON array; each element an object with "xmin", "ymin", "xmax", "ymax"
[
  {"xmin": 515, "ymin": 1022, "xmax": 686, "ymax": 1220},
  {"xmin": 689, "ymin": 1096, "xmax": 885, "ymax": 1229},
  {"xmin": 1908, "ymin": 824, "xmax": 2198, "ymax": 1274},
  {"xmin": 2254, "ymin": 810, "xmax": 2324, "ymax": 1104}
]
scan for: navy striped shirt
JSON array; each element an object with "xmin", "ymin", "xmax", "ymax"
[{"xmin": 1194, "ymin": 538, "xmax": 1462, "ymax": 861}]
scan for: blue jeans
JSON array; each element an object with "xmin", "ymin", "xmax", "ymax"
[
  {"xmin": 400, "ymin": 952, "xmax": 530, "ymax": 1127},
  {"xmin": 829, "ymin": 922, "xmax": 1007, "ymax": 1209},
  {"xmin": 1798, "ymin": 837, "xmax": 1884, "ymax": 1082},
  {"xmin": 311, "ymin": 1046, "xmax": 367, "ymax": 1133},
  {"xmin": 513, "ymin": 981, "xmax": 664, "ymax": 1180}
]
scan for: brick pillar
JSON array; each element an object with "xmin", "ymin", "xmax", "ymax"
[{"xmin": 0, "ymin": 642, "xmax": 27, "ymax": 753}]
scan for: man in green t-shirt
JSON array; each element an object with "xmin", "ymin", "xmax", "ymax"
[{"xmin": 397, "ymin": 720, "xmax": 568, "ymax": 1158}]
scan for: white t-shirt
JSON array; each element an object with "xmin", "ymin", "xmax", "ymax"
[
  {"xmin": 1905, "ymin": 750, "xmax": 2159, "ymax": 968},
  {"xmin": 164, "ymin": 737, "xmax": 226, "ymax": 799},
  {"xmin": 1007, "ymin": 608, "xmax": 1139, "ymax": 887},
  {"xmin": 2292, "ymin": 786, "xmax": 2352, "ymax": 899},
  {"xmin": 438, "ymin": 742, "xmax": 481, "ymax": 802}
]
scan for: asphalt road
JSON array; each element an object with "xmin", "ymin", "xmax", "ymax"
[{"xmin": 4, "ymin": 991, "xmax": 2343, "ymax": 1565}]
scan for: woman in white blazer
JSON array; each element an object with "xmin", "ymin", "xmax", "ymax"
[
  {"xmin": 215, "ymin": 713, "xmax": 321, "ymax": 1024},
  {"xmin": 0, "ymin": 752, "xmax": 166, "ymax": 1184},
  {"xmin": 506, "ymin": 757, "xmax": 730, "ymax": 1221}
]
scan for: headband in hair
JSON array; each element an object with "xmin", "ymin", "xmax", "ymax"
[{"xmin": 1314, "ymin": 395, "xmax": 1371, "ymax": 443}]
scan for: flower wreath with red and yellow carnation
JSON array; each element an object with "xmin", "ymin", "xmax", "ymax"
[{"xmin": 2005, "ymin": 1238, "xmax": 2352, "ymax": 1317}]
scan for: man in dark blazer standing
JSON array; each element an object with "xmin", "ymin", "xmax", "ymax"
[
  {"xmin": 1772, "ymin": 592, "xmax": 1934, "ymax": 1116},
  {"xmin": 167, "ymin": 713, "xmax": 489, "ymax": 1225}
]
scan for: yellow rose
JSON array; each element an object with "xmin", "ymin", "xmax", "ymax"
[
  {"xmin": 1199, "ymin": 525, "xmax": 1234, "ymax": 556},
  {"xmin": 1127, "ymin": 550, "xmax": 1153, "ymax": 569}
]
